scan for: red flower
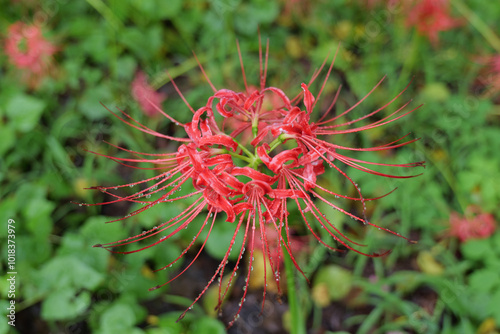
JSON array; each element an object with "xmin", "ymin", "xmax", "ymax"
[
  {"xmin": 83, "ymin": 39, "xmax": 424, "ymax": 326},
  {"xmin": 449, "ymin": 206, "xmax": 496, "ymax": 242},
  {"xmin": 4, "ymin": 22, "xmax": 58, "ymax": 87},
  {"xmin": 131, "ymin": 71, "xmax": 167, "ymax": 117},
  {"xmin": 406, "ymin": 0, "xmax": 462, "ymax": 45}
]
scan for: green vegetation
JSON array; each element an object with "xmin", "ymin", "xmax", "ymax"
[{"xmin": 1, "ymin": 1, "xmax": 499, "ymax": 333}]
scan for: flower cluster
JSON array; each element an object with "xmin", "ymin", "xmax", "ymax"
[
  {"xmin": 4, "ymin": 22, "xmax": 58, "ymax": 87},
  {"xmin": 86, "ymin": 41, "xmax": 424, "ymax": 326}
]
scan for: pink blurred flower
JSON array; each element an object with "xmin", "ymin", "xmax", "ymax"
[
  {"xmin": 4, "ymin": 21, "xmax": 58, "ymax": 87},
  {"xmin": 475, "ymin": 54, "xmax": 500, "ymax": 96},
  {"xmin": 131, "ymin": 71, "xmax": 167, "ymax": 117},
  {"xmin": 449, "ymin": 206, "xmax": 496, "ymax": 242},
  {"xmin": 406, "ymin": 0, "xmax": 462, "ymax": 45}
]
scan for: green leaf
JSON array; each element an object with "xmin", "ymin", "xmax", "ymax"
[
  {"xmin": 0, "ymin": 123, "xmax": 15, "ymax": 155},
  {"xmin": 16, "ymin": 235, "xmax": 52, "ymax": 267},
  {"xmin": 6, "ymin": 93, "xmax": 46, "ymax": 132},
  {"xmin": 249, "ymin": 0, "xmax": 279, "ymax": 23},
  {"xmin": 0, "ymin": 197, "xmax": 16, "ymax": 238},
  {"xmin": 0, "ymin": 300, "xmax": 10, "ymax": 334},
  {"xmin": 492, "ymin": 232, "xmax": 500, "ymax": 257},
  {"xmin": 460, "ymin": 239, "xmax": 491, "ymax": 261},
  {"xmin": 99, "ymin": 303, "xmax": 136, "ymax": 333},
  {"xmin": 490, "ymin": 289, "xmax": 500, "ymax": 324},
  {"xmin": 78, "ymin": 85, "xmax": 113, "ymax": 120},
  {"xmin": 24, "ymin": 197, "xmax": 55, "ymax": 238},
  {"xmin": 120, "ymin": 26, "xmax": 162, "ymax": 60},
  {"xmin": 155, "ymin": 0, "xmax": 183, "ymax": 19},
  {"xmin": 57, "ymin": 233, "xmax": 109, "ymax": 272},
  {"xmin": 112, "ymin": 56, "xmax": 137, "ymax": 81},
  {"xmin": 41, "ymin": 288, "xmax": 90, "ymax": 320},
  {"xmin": 467, "ymin": 291, "xmax": 493, "ymax": 321},
  {"xmin": 80, "ymin": 216, "xmax": 129, "ymax": 245},
  {"xmin": 204, "ymin": 220, "xmax": 243, "ymax": 261},
  {"xmin": 81, "ymin": 31, "xmax": 110, "ymax": 64},
  {"xmin": 468, "ymin": 269, "xmax": 499, "ymax": 294},
  {"xmin": 38, "ymin": 256, "xmax": 104, "ymax": 293},
  {"xmin": 46, "ymin": 135, "xmax": 76, "ymax": 179},
  {"xmin": 156, "ymin": 312, "xmax": 185, "ymax": 333},
  {"xmin": 189, "ymin": 316, "xmax": 226, "ymax": 334}
]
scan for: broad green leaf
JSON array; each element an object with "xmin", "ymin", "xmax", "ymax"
[
  {"xmin": 38, "ymin": 256, "xmax": 104, "ymax": 293},
  {"xmin": 204, "ymin": 220, "xmax": 244, "ymax": 261},
  {"xmin": 468, "ymin": 269, "xmax": 499, "ymax": 294},
  {"xmin": 6, "ymin": 94, "xmax": 46, "ymax": 132},
  {"xmin": 99, "ymin": 303, "xmax": 136, "ymax": 333},
  {"xmin": 189, "ymin": 316, "xmax": 226, "ymax": 334},
  {"xmin": 489, "ymin": 289, "xmax": 500, "ymax": 324},
  {"xmin": 156, "ymin": 312, "xmax": 185, "ymax": 333},
  {"xmin": 78, "ymin": 85, "xmax": 113, "ymax": 120},
  {"xmin": 155, "ymin": 0, "xmax": 183, "ymax": 19},
  {"xmin": 460, "ymin": 239, "xmax": 491, "ymax": 261},
  {"xmin": 0, "ymin": 123, "xmax": 15, "ymax": 155},
  {"xmin": 0, "ymin": 300, "xmax": 10, "ymax": 334},
  {"xmin": 41, "ymin": 288, "xmax": 90, "ymax": 320},
  {"xmin": 80, "ymin": 216, "xmax": 129, "ymax": 244},
  {"xmin": 25, "ymin": 197, "xmax": 55, "ymax": 238}
]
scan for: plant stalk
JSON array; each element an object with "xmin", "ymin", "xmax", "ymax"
[{"xmin": 283, "ymin": 243, "xmax": 306, "ymax": 334}]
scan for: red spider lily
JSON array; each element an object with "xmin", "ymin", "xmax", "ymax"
[
  {"xmin": 4, "ymin": 21, "xmax": 58, "ymax": 87},
  {"xmin": 449, "ymin": 206, "xmax": 496, "ymax": 242},
  {"xmin": 83, "ymin": 38, "xmax": 424, "ymax": 326},
  {"xmin": 406, "ymin": 0, "xmax": 463, "ymax": 46},
  {"xmin": 131, "ymin": 71, "xmax": 167, "ymax": 117}
]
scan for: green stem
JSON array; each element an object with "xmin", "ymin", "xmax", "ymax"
[
  {"xmin": 268, "ymin": 134, "xmax": 293, "ymax": 153},
  {"xmin": 86, "ymin": 0, "xmax": 123, "ymax": 30},
  {"xmin": 452, "ymin": 0, "xmax": 500, "ymax": 53},
  {"xmin": 283, "ymin": 244, "xmax": 306, "ymax": 334},
  {"xmin": 231, "ymin": 137, "xmax": 254, "ymax": 160},
  {"xmin": 252, "ymin": 115, "xmax": 259, "ymax": 138}
]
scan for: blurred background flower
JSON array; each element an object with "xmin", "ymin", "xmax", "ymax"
[
  {"xmin": 449, "ymin": 206, "xmax": 496, "ymax": 242},
  {"xmin": 406, "ymin": 0, "xmax": 463, "ymax": 45},
  {"xmin": 4, "ymin": 21, "xmax": 58, "ymax": 88}
]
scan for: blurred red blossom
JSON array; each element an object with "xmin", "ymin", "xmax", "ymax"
[
  {"xmin": 449, "ymin": 206, "xmax": 496, "ymax": 242},
  {"xmin": 406, "ymin": 0, "xmax": 462, "ymax": 45},
  {"xmin": 131, "ymin": 71, "xmax": 167, "ymax": 117},
  {"xmin": 4, "ymin": 21, "xmax": 58, "ymax": 87}
]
